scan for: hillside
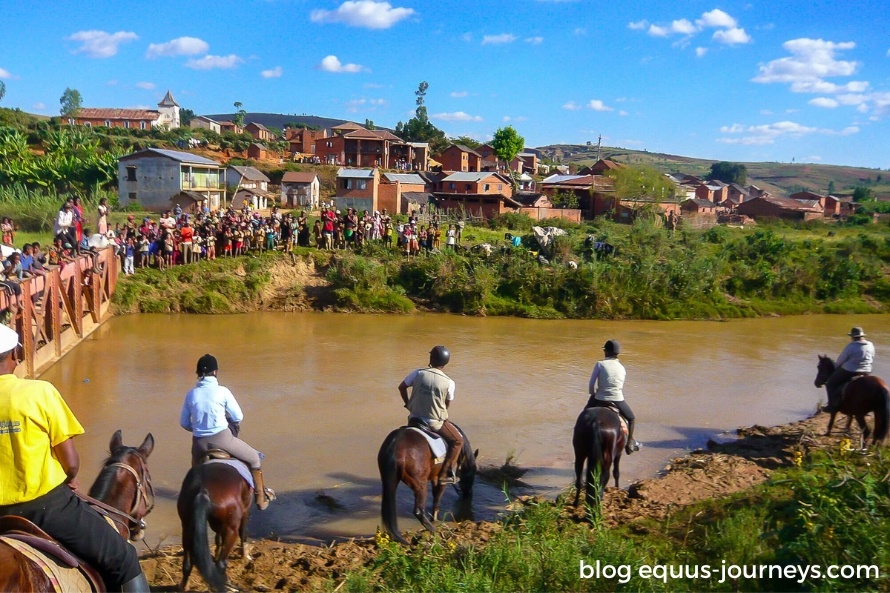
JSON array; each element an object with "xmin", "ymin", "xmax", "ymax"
[{"xmin": 536, "ymin": 144, "xmax": 890, "ymax": 199}]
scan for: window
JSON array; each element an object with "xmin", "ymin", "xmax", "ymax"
[
  {"xmin": 126, "ymin": 166, "xmax": 137, "ymax": 182},
  {"xmin": 449, "ymin": 182, "xmax": 455, "ymax": 190},
  {"xmin": 140, "ymin": 122, "xmax": 147, "ymax": 130},
  {"xmin": 67, "ymin": 118, "xmax": 74, "ymax": 125},
  {"xmin": 104, "ymin": 120, "xmax": 111, "ymax": 127},
  {"xmin": 124, "ymin": 121, "xmax": 130, "ymax": 129},
  {"xmin": 84, "ymin": 122, "xmax": 91, "ymax": 128},
  {"xmin": 483, "ymin": 184, "xmax": 490, "ymax": 191},
  {"xmin": 128, "ymin": 192, "xmax": 137, "ymax": 201},
  {"xmin": 498, "ymin": 184, "xmax": 503, "ymax": 191},
  {"xmin": 465, "ymin": 184, "xmax": 472, "ymax": 191},
  {"xmin": 345, "ymin": 179, "xmax": 367, "ymax": 190}
]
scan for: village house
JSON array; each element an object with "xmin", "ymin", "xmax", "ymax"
[
  {"xmin": 680, "ymin": 198, "xmax": 719, "ymax": 220},
  {"xmin": 578, "ymin": 159, "xmax": 624, "ymax": 176},
  {"xmin": 737, "ymin": 195, "xmax": 823, "ymax": 221},
  {"xmin": 189, "ymin": 116, "xmax": 221, "ymax": 134},
  {"xmin": 247, "ymin": 143, "xmax": 269, "ymax": 160},
  {"xmin": 118, "ymin": 148, "xmax": 223, "ymax": 212},
  {"xmin": 539, "ymin": 173, "xmax": 618, "ymax": 218},
  {"xmin": 695, "ymin": 180, "xmax": 729, "ymax": 204},
  {"xmin": 218, "ymin": 121, "xmax": 244, "ymax": 135},
  {"xmin": 314, "ymin": 123, "xmax": 428, "ymax": 170},
  {"xmin": 333, "ymin": 168, "xmax": 380, "ymax": 213},
  {"xmin": 379, "ymin": 172, "xmax": 428, "ymax": 214},
  {"xmin": 281, "ymin": 172, "xmax": 321, "ymax": 209},
  {"xmin": 437, "ymin": 144, "xmax": 483, "ymax": 173},
  {"xmin": 431, "ymin": 171, "xmax": 519, "ymax": 219},
  {"xmin": 245, "ymin": 122, "xmax": 275, "ymax": 142},
  {"xmin": 71, "ymin": 90, "xmax": 180, "ymax": 130},
  {"xmin": 286, "ymin": 127, "xmax": 327, "ymax": 158},
  {"xmin": 226, "ymin": 166, "xmax": 270, "ymax": 192}
]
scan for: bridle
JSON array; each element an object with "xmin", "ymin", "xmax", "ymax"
[{"xmin": 77, "ymin": 453, "xmax": 155, "ymax": 540}]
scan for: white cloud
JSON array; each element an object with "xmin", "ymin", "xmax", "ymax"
[
  {"xmin": 317, "ymin": 55, "xmax": 366, "ymax": 73},
  {"xmin": 573, "ymin": 28, "xmax": 586, "ymax": 36},
  {"xmin": 503, "ymin": 115, "xmax": 527, "ymax": 122},
  {"xmin": 461, "ymin": 32, "xmax": 473, "ymax": 42},
  {"xmin": 628, "ymin": 20, "xmax": 648, "ymax": 30},
  {"xmin": 345, "ymin": 98, "xmax": 366, "ymax": 112},
  {"xmin": 146, "ymin": 37, "xmax": 209, "ymax": 58},
  {"xmin": 66, "ymin": 30, "xmax": 138, "ymax": 58},
  {"xmin": 525, "ymin": 36, "xmax": 544, "ymax": 45},
  {"xmin": 450, "ymin": 91, "xmax": 468, "ymax": 98},
  {"xmin": 717, "ymin": 120, "xmax": 860, "ymax": 144},
  {"xmin": 185, "ymin": 54, "xmax": 243, "ymax": 70},
  {"xmin": 671, "ymin": 19, "xmax": 697, "ymax": 35},
  {"xmin": 310, "ymin": 1, "xmax": 415, "ymax": 29},
  {"xmin": 809, "ymin": 97, "xmax": 839, "ymax": 108},
  {"xmin": 432, "ymin": 111, "xmax": 483, "ymax": 122},
  {"xmin": 0, "ymin": 67, "xmax": 12, "ymax": 79},
  {"xmin": 619, "ymin": 110, "xmax": 628, "ymax": 116},
  {"xmin": 760, "ymin": 109, "xmax": 773, "ymax": 115},
  {"xmin": 697, "ymin": 9, "xmax": 737, "ymax": 29},
  {"xmin": 562, "ymin": 101, "xmax": 582, "ymax": 111},
  {"xmin": 695, "ymin": 47, "xmax": 708, "ymax": 57},
  {"xmin": 713, "ymin": 27, "xmax": 751, "ymax": 45},
  {"xmin": 647, "ymin": 24, "xmax": 669, "ymax": 37},
  {"xmin": 753, "ymin": 39, "xmax": 858, "ymax": 86},
  {"xmin": 135, "ymin": 81, "xmax": 155, "ymax": 90},
  {"xmin": 482, "ymin": 33, "xmax": 517, "ymax": 45},
  {"xmin": 32, "ymin": 102, "xmax": 46, "ymax": 111},
  {"xmin": 587, "ymin": 99, "xmax": 614, "ymax": 112},
  {"xmin": 261, "ymin": 66, "xmax": 283, "ymax": 78}
]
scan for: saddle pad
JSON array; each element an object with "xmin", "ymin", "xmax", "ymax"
[
  {"xmin": 0, "ymin": 536, "xmax": 93, "ymax": 593},
  {"xmin": 206, "ymin": 458, "xmax": 254, "ymax": 489},
  {"xmin": 406, "ymin": 427, "xmax": 447, "ymax": 463}
]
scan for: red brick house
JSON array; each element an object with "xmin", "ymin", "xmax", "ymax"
[
  {"xmin": 438, "ymin": 172, "xmax": 512, "ymax": 197},
  {"xmin": 245, "ymin": 122, "xmax": 275, "ymax": 142},
  {"xmin": 219, "ymin": 121, "xmax": 244, "ymax": 134},
  {"xmin": 437, "ymin": 144, "xmax": 482, "ymax": 172},
  {"xmin": 247, "ymin": 143, "xmax": 268, "ymax": 160},
  {"xmin": 695, "ymin": 180, "xmax": 729, "ymax": 204},
  {"xmin": 737, "ymin": 196, "xmax": 823, "ymax": 221},
  {"xmin": 72, "ymin": 90, "xmax": 180, "ymax": 130},
  {"xmin": 314, "ymin": 124, "xmax": 428, "ymax": 170},
  {"xmin": 334, "ymin": 168, "xmax": 380, "ymax": 213},
  {"xmin": 286, "ymin": 127, "xmax": 327, "ymax": 157},
  {"xmin": 379, "ymin": 172, "xmax": 427, "ymax": 214}
]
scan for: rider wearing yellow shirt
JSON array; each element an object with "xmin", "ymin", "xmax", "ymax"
[{"xmin": 0, "ymin": 325, "xmax": 148, "ymax": 592}]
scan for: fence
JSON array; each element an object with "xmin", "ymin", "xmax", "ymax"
[{"xmin": 1, "ymin": 248, "xmax": 119, "ymax": 378}]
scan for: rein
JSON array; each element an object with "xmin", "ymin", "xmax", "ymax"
[{"xmin": 77, "ymin": 458, "xmax": 155, "ymax": 537}]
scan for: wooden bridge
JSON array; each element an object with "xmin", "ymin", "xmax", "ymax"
[{"xmin": 1, "ymin": 248, "xmax": 119, "ymax": 378}]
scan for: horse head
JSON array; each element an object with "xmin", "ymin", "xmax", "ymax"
[
  {"xmin": 815, "ymin": 354, "xmax": 835, "ymax": 388},
  {"xmin": 88, "ymin": 430, "xmax": 155, "ymax": 541},
  {"xmin": 455, "ymin": 443, "xmax": 479, "ymax": 499}
]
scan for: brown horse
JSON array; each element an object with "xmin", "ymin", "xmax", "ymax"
[
  {"xmin": 572, "ymin": 407, "xmax": 626, "ymax": 509},
  {"xmin": 378, "ymin": 424, "xmax": 478, "ymax": 545},
  {"xmin": 177, "ymin": 461, "xmax": 253, "ymax": 591},
  {"xmin": 0, "ymin": 430, "xmax": 155, "ymax": 592},
  {"xmin": 814, "ymin": 355, "xmax": 890, "ymax": 448}
]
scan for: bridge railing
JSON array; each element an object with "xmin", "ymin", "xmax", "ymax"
[{"xmin": 0, "ymin": 247, "xmax": 119, "ymax": 378}]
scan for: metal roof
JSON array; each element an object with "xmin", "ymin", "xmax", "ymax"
[
  {"xmin": 337, "ymin": 168, "xmax": 376, "ymax": 178},
  {"xmin": 120, "ymin": 148, "xmax": 220, "ymax": 166},
  {"xmin": 541, "ymin": 174, "xmax": 585, "ymax": 184},
  {"xmin": 228, "ymin": 165, "xmax": 270, "ymax": 182},
  {"xmin": 383, "ymin": 173, "xmax": 425, "ymax": 184},
  {"xmin": 440, "ymin": 172, "xmax": 503, "ymax": 182}
]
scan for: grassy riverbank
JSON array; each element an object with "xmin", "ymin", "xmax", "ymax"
[{"xmin": 113, "ymin": 217, "xmax": 890, "ymax": 319}]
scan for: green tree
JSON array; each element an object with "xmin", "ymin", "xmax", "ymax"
[
  {"xmin": 395, "ymin": 81, "xmax": 447, "ymax": 153},
  {"xmin": 706, "ymin": 161, "xmax": 747, "ymax": 185},
  {"xmin": 491, "ymin": 126, "xmax": 525, "ymax": 192},
  {"xmin": 827, "ymin": 180, "xmax": 836, "ymax": 195},
  {"xmin": 450, "ymin": 135, "xmax": 481, "ymax": 149},
  {"xmin": 609, "ymin": 165, "xmax": 677, "ymax": 201},
  {"xmin": 180, "ymin": 108, "xmax": 196, "ymax": 126},
  {"xmin": 59, "ymin": 87, "xmax": 82, "ymax": 118},
  {"xmin": 233, "ymin": 101, "xmax": 246, "ymax": 127},
  {"xmin": 852, "ymin": 186, "xmax": 874, "ymax": 202},
  {"xmin": 364, "ymin": 118, "xmax": 375, "ymax": 130},
  {"xmin": 0, "ymin": 81, "xmax": 5, "ymax": 103}
]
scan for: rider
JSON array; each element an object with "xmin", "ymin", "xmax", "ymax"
[
  {"xmin": 825, "ymin": 327, "xmax": 875, "ymax": 413},
  {"xmin": 179, "ymin": 354, "xmax": 276, "ymax": 510},
  {"xmin": 585, "ymin": 339, "xmax": 642, "ymax": 455},
  {"xmin": 398, "ymin": 346, "xmax": 463, "ymax": 484},
  {"xmin": 0, "ymin": 325, "xmax": 149, "ymax": 592}
]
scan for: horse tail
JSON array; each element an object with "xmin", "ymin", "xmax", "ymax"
[
  {"xmin": 378, "ymin": 430, "xmax": 408, "ymax": 545},
  {"xmin": 586, "ymin": 416, "xmax": 605, "ymax": 507},
  {"xmin": 873, "ymin": 382, "xmax": 890, "ymax": 443},
  {"xmin": 191, "ymin": 488, "xmax": 227, "ymax": 591}
]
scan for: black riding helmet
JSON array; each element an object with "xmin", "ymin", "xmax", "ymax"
[
  {"xmin": 603, "ymin": 340, "xmax": 620, "ymax": 356},
  {"xmin": 196, "ymin": 353, "xmax": 219, "ymax": 375},
  {"xmin": 429, "ymin": 345, "xmax": 450, "ymax": 367}
]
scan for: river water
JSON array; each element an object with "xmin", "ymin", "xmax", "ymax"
[{"xmin": 40, "ymin": 312, "xmax": 890, "ymax": 547}]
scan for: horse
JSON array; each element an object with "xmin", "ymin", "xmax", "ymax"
[
  {"xmin": 378, "ymin": 423, "xmax": 478, "ymax": 545},
  {"xmin": 0, "ymin": 430, "xmax": 155, "ymax": 592},
  {"xmin": 814, "ymin": 355, "xmax": 890, "ymax": 448},
  {"xmin": 572, "ymin": 407, "xmax": 626, "ymax": 509},
  {"xmin": 177, "ymin": 459, "xmax": 253, "ymax": 591}
]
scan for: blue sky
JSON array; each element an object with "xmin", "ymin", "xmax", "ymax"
[{"xmin": 2, "ymin": 0, "xmax": 889, "ymax": 169}]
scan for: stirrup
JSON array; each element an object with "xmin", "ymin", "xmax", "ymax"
[
  {"xmin": 256, "ymin": 487, "xmax": 276, "ymax": 510},
  {"xmin": 625, "ymin": 440, "xmax": 641, "ymax": 454},
  {"xmin": 439, "ymin": 470, "xmax": 459, "ymax": 485}
]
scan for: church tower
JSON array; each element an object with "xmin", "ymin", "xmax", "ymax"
[{"xmin": 157, "ymin": 90, "xmax": 181, "ymax": 129}]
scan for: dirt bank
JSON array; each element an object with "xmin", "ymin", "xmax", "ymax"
[{"xmin": 139, "ymin": 412, "xmax": 854, "ymax": 592}]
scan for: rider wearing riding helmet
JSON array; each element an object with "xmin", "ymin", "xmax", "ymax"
[
  {"xmin": 825, "ymin": 327, "xmax": 875, "ymax": 413},
  {"xmin": 180, "ymin": 354, "xmax": 276, "ymax": 510},
  {"xmin": 586, "ymin": 339, "xmax": 642, "ymax": 455},
  {"xmin": 398, "ymin": 346, "xmax": 463, "ymax": 484}
]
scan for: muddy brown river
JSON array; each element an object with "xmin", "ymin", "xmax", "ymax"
[{"xmin": 40, "ymin": 312, "xmax": 890, "ymax": 548}]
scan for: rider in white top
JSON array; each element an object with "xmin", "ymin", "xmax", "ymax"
[
  {"xmin": 586, "ymin": 340, "xmax": 642, "ymax": 455},
  {"xmin": 825, "ymin": 327, "xmax": 875, "ymax": 412}
]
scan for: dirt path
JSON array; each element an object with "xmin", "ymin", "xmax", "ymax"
[{"xmin": 140, "ymin": 413, "xmax": 848, "ymax": 592}]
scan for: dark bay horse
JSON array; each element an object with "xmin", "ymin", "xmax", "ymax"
[
  {"xmin": 572, "ymin": 407, "xmax": 626, "ymax": 508},
  {"xmin": 814, "ymin": 355, "xmax": 890, "ymax": 448},
  {"xmin": 378, "ymin": 424, "xmax": 478, "ymax": 545},
  {"xmin": 0, "ymin": 430, "xmax": 155, "ymax": 592},
  {"xmin": 177, "ymin": 460, "xmax": 253, "ymax": 591}
]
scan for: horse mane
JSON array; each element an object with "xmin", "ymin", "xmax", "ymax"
[{"xmin": 87, "ymin": 447, "xmax": 137, "ymax": 500}]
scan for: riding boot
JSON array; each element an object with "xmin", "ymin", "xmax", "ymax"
[
  {"xmin": 625, "ymin": 420, "xmax": 641, "ymax": 455},
  {"xmin": 440, "ymin": 443, "xmax": 462, "ymax": 484},
  {"xmin": 120, "ymin": 571, "xmax": 150, "ymax": 592},
  {"xmin": 250, "ymin": 468, "xmax": 276, "ymax": 510}
]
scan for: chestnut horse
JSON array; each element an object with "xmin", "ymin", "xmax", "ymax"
[
  {"xmin": 572, "ymin": 407, "xmax": 626, "ymax": 509},
  {"xmin": 814, "ymin": 355, "xmax": 890, "ymax": 448},
  {"xmin": 177, "ymin": 461, "xmax": 252, "ymax": 591},
  {"xmin": 0, "ymin": 430, "xmax": 155, "ymax": 592},
  {"xmin": 378, "ymin": 424, "xmax": 477, "ymax": 545}
]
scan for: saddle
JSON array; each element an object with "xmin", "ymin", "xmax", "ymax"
[
  {"xmin": 406, "ymin": 419, "xmax": 448, "ymax": 463},
  {"xmin": 0, "ymin": 515, "xmax": 104, "ymax": 592},
  {"xmin": 196, "ymin": 448, "xmax": 233, "ymax": 464},
  {"xmin": 588, "ymin": 402, "xmax": 630, "ymax": 438},
  {"xmin": 197, "ymin": 449, "xmax": 255, "ymax": 489}
]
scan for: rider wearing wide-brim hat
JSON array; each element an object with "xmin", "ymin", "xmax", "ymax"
[
  {"xmin": 585, "ymin": 339, "xmax": 642, "ymax": 455},
  {"xmin": 825, "ymin": 327, "xmax": 875, "ymax": 413}
]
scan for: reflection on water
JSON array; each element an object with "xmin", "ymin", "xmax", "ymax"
[{"xmin": 40, "ymin": 312, "xmax": 890, "ymax": 545}]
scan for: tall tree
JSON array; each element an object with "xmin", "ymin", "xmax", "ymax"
[
  {"xmin": 0, "ymin": 81, "xmax": 5, "ymax": 103},
  {"xmin": 59, "ymin": 87, "xmax": 82, "ymax": 118},
  {"xmin": 233, "ymin": 101, "xmax": 246, "ymax": 127},
  {"xmin": 491, "ymin": 126, "xmax": 525, "ymax": 192},
  {"xmin": 852, "ymin": 186, "xmax": 874, "ymax": 202},
  {"xmin": 449, "ymin": 135, "xmax": 481, "ymax": 149},
  {"xmin": 364, "ymin": 118, "xmax": 375, "ymax": 130},
  {"xmin": 827, "ymin": 180, "xmax": 836, "ymax": 195},
  {"xmin": 395, "ymin": 81, "xmax": 447, "ymax": 153},
  {"xmin": 706, "ymin": 161, "xmax": 747, "ymax": 185},
  {"xmin": 609, "ymin": 165, "xmax": 677, "ymax": 201},
  {"xmin": 180, "ymin": 108, "xmax": 196, "ymax": 126}
]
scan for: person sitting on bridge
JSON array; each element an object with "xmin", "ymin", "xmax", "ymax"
[
  {"xmin": 180, "ymin": 354, "xmax": 276, "ymax": 510},
  {"xmin": 825, "ymin": 327, "xmax": 875, "ymax": 413},
  {"xmin": 0, "ymin": 324, "xmax": 149, "ymax": 591},
  {"xmin": 398, "ymin": 346, "xmax": 463, "ymax": 484},
  {"xmin": 585, "ymin": 339, "xmax": 642, "ymax": 455}
]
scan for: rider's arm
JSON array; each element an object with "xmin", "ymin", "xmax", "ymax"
[
  {"xmin": 588, "ymin": 362, "xmax": 602, "ymax": 395},
  {"xmin": 221, "ymin": 387, "xmax": 244, "ymax": 424},
  {"xmin": 836, "ymin": 343, "xmax": 853, "ymax": 369},
  {"xmin": 53, "ymin": 438, "xmax": 80, "ymax": 490},
  {"xmin": 179, "ymin": 399, "xmax": 193, "ymax": 432},
  {"xmin": 398, "ymin": 381, "xmax": 410, "ymax": 407}
]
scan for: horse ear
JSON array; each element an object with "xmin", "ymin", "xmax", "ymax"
[
  {"xmin": 138, "ymin": 433, "xmax": 154, "ymax": 459},
  {"xmin": 110, "ymin": 429, "xmax": 123, "ymax": 452},
  {"xmin": 473, "ymin": 449, "xmax": 479, "ymax": 460}
]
